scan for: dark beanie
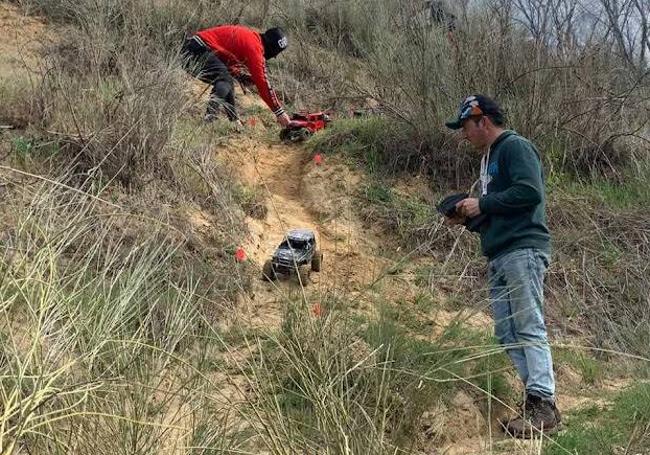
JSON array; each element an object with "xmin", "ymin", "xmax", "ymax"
[{"xmin": 261, "ymin": 27, "xmax": 288, "ymax": 59}]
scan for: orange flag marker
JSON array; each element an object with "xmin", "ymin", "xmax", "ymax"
[{"xmin": 234, "ymin": 246, "xmax": 246, "ymax": 262}]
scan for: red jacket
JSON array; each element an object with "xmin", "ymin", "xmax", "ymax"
[{"xmin": 196, "ymin": 25, "xmax": 284, "ymax": 117}]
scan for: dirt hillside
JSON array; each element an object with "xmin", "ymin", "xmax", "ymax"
[
  {"xmin": 0, "ymin": 5, "xmax": 630, "ymax": 454},
  {"xmin": 208, "ymin": 94, "xmax": 626, "ymax": 454}
]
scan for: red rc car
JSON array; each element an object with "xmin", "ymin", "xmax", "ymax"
[{"xmin": 280, "ymin": 111, "xmax": 331, "ymax": 142}]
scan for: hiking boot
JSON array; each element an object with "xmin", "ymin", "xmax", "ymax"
[
  {"xmin": 503, "ymin": 395, "xmax": 561, "ymax": 439},
  {"xmin": 499, "ymin": 396, "xmax": 563, "ymax": 430},
  {"xmin": 553, "ymin": 403, "xmax": 562, "ymax": 425},
  {"xmin": 498, "ymin": 399, "xmax": 524, "ymax": 427},
  {"xmin": 204, "ymin": 111, "xmax": 242, "ymax": 125}
]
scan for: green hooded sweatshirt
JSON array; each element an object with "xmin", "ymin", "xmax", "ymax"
[{"xmin": 477, "ymin": 131, "xmax": 550, "ymax": 259}]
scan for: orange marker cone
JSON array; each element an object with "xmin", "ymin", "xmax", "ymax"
[{"xmin": 234, "ymin": 246, "xmax": 246, "ymax": 262}]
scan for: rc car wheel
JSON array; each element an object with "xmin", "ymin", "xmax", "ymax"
[
  {"xmin": 297, "ymin": 267, "xmax": 311, "ymax": 285},
  {"xmin": 280, "ymin": 127, "xmax": 312, "ymax": 143},
  {"xmin": 262, "ymin": 260, "xmax": 277, "ymax": 281},
  {"xmin": 311, "ymin": 250, "xmax": 323, "ymax": 272},
  {"xmin": 279, "ymin": 128, "xmax": 291, "ymax": 142},
  {"xmin": 294, "ymin": 128, "xmax": 312, "ymax": 142}
]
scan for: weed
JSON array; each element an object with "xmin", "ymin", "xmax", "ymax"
[
  {"xmin": 8, "ymin": 134, "xmax": 60, "ymax": 166},
  {"xmin": 239, "ymin": 296, "xmax": 515, "ymax": 453},
  {"xmin": 546, "ymin": 383, "xmax": 650, "ymax": 455},
  {"xmin": 413, "ymin": 292, "xmax": 437, "ymax": 314},
  {"xmin": 549, "ymin": 169, "xmax": 650, "ymax": 210},
  {"xmin": 234, "ymin": 184, "xmax": 268, "ymax": 220},
  {"xmin": 308, "ymin": 116, "xmax": 440, "ymax": 177},
  {"xmin": 358, "ymin": 181, "xmax": 438, "ymax": 250},
  {"xmin": 555, "ymin": 348, "xmax": 604, "ymax": 386},
  {"xmin": 11, "ymin": 136, "xmax": 33, "ymax": 155}
]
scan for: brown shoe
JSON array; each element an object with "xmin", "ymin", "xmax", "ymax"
[
  {"xmin": 503, "ymin": 395, "xmax": 561, "ymax": 439},
  {"xmin": 547, "ymin": 400, "xmax": 563, "ymax": 433},
  {"xmin": 498, "ymin": 399, "xmax": 524, "ymax": 427}
]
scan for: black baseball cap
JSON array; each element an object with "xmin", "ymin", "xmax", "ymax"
[
  {"xmin": 445, "ymin": 95, "xmax": 505, "ymax": 129},
  {"xmin": 261, "ymin": 27, "xmax": 288, "ymax": 59}
]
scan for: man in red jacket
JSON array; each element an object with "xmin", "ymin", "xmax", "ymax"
[{"xmin": 182, "ymin": 25, "xmax": 291, "ymax": 126}]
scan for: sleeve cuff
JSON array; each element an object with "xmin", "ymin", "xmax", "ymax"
[
  {"xmin": 479, "ymin": 196, "xmax": 491, "ymax": 214},
  {"xmin": 273, "ymin": 107, "xmax": 286, "ymax": 117}
]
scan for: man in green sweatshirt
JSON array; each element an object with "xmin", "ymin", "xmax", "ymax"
[{"xmin": 445, "ymin": 95, "xmax": 561, "ymax": 438}]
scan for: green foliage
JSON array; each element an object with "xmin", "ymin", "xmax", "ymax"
[
  {"xmin": 545, "ymin": 384, "xmax": 650, "ymax": 455},
  {"xmin": 546, "ymin": 424, "xmax": 620, "ymax": 455},
  {"xmin": 612, "ymin": 383, "xmax": 650, "ymax": 426},
  {"xmin": 9, "ymin": 134, "xmax": 60, "ymax": 166},
  {"xmin": 250, "ymin": 296, "xmax": 515, "ymax": 452},
  {"xmin": 11, "ymin": 135, "xmax": 33, "ymax": 157},
  {"xmin": 256, "ymin": 301, "xmax": 398, "ymax": 453},
  {"xmin": 371, "ymin": 300, "xmax": 433, "ymax": 339},
  {"xmin": 307, "ymin": 115, "xmax": 457, "ymax": 179},
  {"xmin": 555, "ymin": 348, "xmax": 604, "ymax": 386},
  {"xmin": 365, "ymin": 181, "xmax": 394, "ymax": 203},
  {"xmin": 357, "ymin": 180, "xmax": 437, "ymax": 249},
  {"xmin": 549, "ymin": 169, "xmax": 650, "ymax": 209},
  {"xmin": 413, "ymin": 291, "xmax": 437, "ymax": 314}
]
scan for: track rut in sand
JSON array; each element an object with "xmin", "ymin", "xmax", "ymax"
[{"xmin": 222, "ymin": 135, "xmax": 391, "ymax": 328}]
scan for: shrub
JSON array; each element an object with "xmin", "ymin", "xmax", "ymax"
[{"xmin": 0, "ymin": 175, "xmax": 250, "ymax": 453}]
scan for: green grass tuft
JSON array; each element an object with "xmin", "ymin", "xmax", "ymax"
[{"xmin": 545, "ymin": 383, "xmax": 650, "ymax": 455}]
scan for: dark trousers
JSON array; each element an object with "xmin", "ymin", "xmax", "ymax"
[{"xmin": 181, "ymin": 37, "xmax": 238, "ymax": 120}]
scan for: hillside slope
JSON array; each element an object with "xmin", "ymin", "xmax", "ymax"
[
  {"xmin": 1, "ymin": 4, "xmax": 647, "ymax": 455},
  {"xmin": 214, "ymin": 96, "xmax": 633, "ymax": 455}
]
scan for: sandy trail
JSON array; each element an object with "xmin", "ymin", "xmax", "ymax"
[{"xmin": 221, "ymin": 135, "xmax": 392, "ymax": 328}]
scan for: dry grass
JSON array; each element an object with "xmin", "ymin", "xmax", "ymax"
[{"xmin": 0, "ymin": 172, "xmax": 251, "ymax": 454}]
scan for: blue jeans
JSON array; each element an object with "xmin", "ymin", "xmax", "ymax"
[{"xmin": 488, "ymin": 248, "xmax": 555, "ymax": 400}]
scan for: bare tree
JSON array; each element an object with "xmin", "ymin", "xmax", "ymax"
[
  {"xmin": 599, "ymin": 0, "xmax": 649, "ymax": 70},
  {"xmin": 631, "ymin": 0, "xmax": 649, "ymax": 68},
  {"xmin": 552, "ymin": 0, "xmax": 579, "ymax": 55},
  {"xmin": 512, "ymin": 0, "xmax": 557, "ymax": 46}
]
